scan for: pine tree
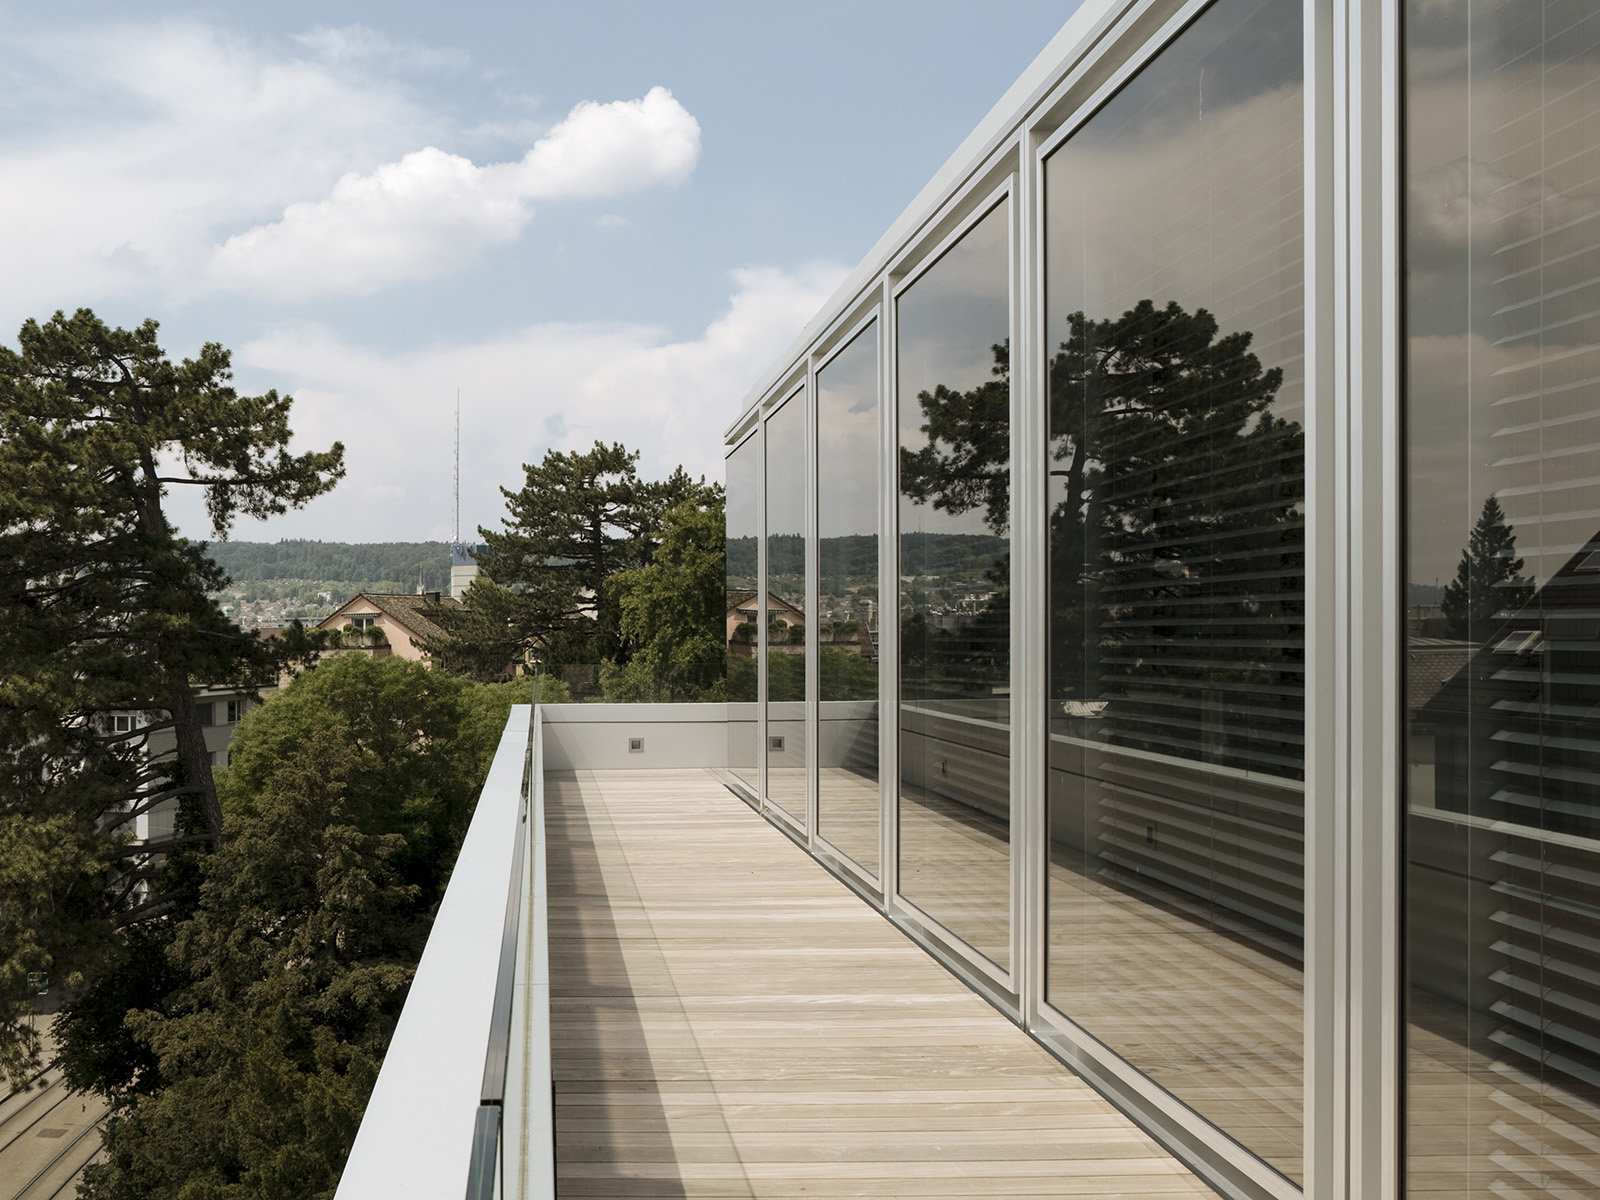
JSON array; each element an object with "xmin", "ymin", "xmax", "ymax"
[
  {"xmin": 0, "ymin": 309, "xmax": 342, "ymax": 1084},
  {"xmin": 1441, "ymin": 495, "xmax": 1534, "ymax": 639},
  {"xmin": 423, "ymin": 442, "xmax": 717, "ymax": 679}
]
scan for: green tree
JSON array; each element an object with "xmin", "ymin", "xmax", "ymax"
[
  {"xmin": 69, "ymin": 654, "xmax": 521, "ymax": 1200},
  {"xmin": 1441, "ymin": 495, "xmax": 1534, "ymax": 639},
  {"xmin": 424, "ymin": 442, "xmax": 718, "ymax": 680},
  {"xmin": 819, "ymin": 647, "xmax": 877, "ymax": 701},
  {"xmin": 601, "ymin": 497, "xmax": 727, "ymax": 701},
  {"xmin": 0, "ymin": 309, "xmax": 342, "ymax": 1084}
]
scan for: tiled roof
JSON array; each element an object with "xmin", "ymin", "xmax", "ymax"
[
  {"xmin": 1407, "ymin": 641, "xmax": 1475, "ymax": 712},
  {"xmin": 725, "ymin": 589, "xmax": 804, "ymax": 620},
  {"xmin": 324, "ymin": 593, "xmax": 463, "ymax": 647}
]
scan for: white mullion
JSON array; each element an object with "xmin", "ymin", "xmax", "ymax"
[
  {"xmin": 1014, "ymin": 136, "xmax": 1046, "ymax": 1025},
  {"xmin": 757, "ymin": 418, "xmax": 769, "ymax": 812},
  {"xmin": 1303, "ymin": 0, "xmax": 1342, "ymax": 1196},
  {"xmin": 1328, "ymin": 0, "xmax": 1358, "ymax": 1195},
  {"xmin": 806, "ymin": 359, "xmax": 820, "ymax": 848},
  {"xmin": 880, "ymin": 276, "xmax": 900, "ymax": 913},
  {"xmin": 1344, "ymin": 0, "xmax": 1401, "ymax": 1197}
]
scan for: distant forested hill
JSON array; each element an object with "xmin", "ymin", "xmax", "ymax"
[
  {"xmin": 205, "ymin": 540, "xmax": 451, "ymax": 591},
  {"xmin": 761, "ymin": 532, "xmax": 1006, "ymax": 583},
  {"xmin": 200, "ymin": 541, "xmax": 453, "ymax": 625}
]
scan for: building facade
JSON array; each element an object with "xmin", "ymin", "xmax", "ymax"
[
  {"xmin": 723, "ymin": 2, "xmax": 1600, "ymax": 1198},
  {"xmin": 319, "ymin": 591, "xmax": 462, "ymax": 663}
]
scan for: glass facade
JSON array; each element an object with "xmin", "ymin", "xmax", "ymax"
[
  {"xmin": 896, "ymin": 201, "xmax": 1012, "ymax": 970},
  {"xmin": 1404, "ymin": 3, "xmax": 1600, "ymax": 1197},
  {"xmin": 816, "ymin": 320, "xmax": 882, "ymax": 875},
  {"xmin": 725, "ymin": 434, "xmax": 759, "ymax": 797},
  {"xmin": 764, "ymin": 393, "xmax": 808, "ymax": 824},
  {"xmin": 1044, "ymin": 0, "xmax": 1305, "ymax": 1179},
  {"xmin": 719, "ymin": 0, "xmax": 1600, "ymax": 1194}
]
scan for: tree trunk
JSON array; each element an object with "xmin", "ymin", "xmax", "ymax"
[{"xmin": 167, "ymin": 676, "xmax": 224, "ymax": 847}]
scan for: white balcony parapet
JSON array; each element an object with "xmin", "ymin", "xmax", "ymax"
[{"xmin": 335, "ymin": 703, "xmax": 551, "ymax": 1200}]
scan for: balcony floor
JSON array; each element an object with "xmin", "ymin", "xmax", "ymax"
[{"xmin": 547, "ymin": 768, "xmax": 1213, "ymax": 1199}]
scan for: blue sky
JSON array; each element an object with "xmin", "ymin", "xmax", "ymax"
[{"xmin": 0, "ymin": 1, "xmax": 1081, "ymax": 542}]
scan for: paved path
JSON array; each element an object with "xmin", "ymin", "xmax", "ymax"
[{"xmin": 0, "ymin": 1031, "xmax": 105, "ymax": 1200}]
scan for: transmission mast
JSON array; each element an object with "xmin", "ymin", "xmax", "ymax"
[{"xmin": 453, "ymin": 387, "xmax": 461, "ymax": 545}]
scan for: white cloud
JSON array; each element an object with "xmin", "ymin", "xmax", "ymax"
[
  {"xmin": 0, "ymin": 25, "xmax": 700, "ymax": 317},
  {"xmin": 207, "ymin": 146, "xmax": 531, "ymax": 297},
  {"xmin": 0, "ymin": 22, "xmax": 437, "ymax": 324},
  {"xmin": 208, "ymin": 87, "xmax": 700, "ymax": 298},
  {"xmin": 174, "ymin": 262, "xmax": 847, "ymax": 543},
  {"xmin": 503, "ymin": 87, "xmax": 699, "ymax": 200},
  {"xmin": 292, "ymin": 24, "xmax": 471, "ymax": 72}
]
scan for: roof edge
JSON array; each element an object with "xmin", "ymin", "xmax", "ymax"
[{"xmin": 724, "ymin": 0, "xmax": 1129, "ymax": 444}]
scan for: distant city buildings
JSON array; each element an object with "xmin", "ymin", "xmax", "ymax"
[{"xmin": 451, "ymin": 544, "xmax": 489, "ymax": 600}]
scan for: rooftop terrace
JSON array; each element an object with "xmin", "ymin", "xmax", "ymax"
[{"xmin": 335, "ymin": 707, "xmax": 1215, "ymax": 1199}]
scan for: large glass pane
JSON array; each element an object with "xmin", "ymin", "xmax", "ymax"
[
  {"xmin": 765, "ymin": 393, "xmax": 808, "ymax": 823},
  {"xmin": 817, "ymin": 320, "xmax": 882, "ymax": 874},
  {"xmin": 1405, "ymin": 4, "xmax": 1600, "ymax": 1197},
  {"xmin": 1044, "ymin": 0, "xmax": 1305, "ymax": 1178},
  {"xmin": 725, "ymin": 436, "xmax": 759, "ymax": 796},
  {"xmin": 896, "ymin": 202, "xmax": 1011, "ymax": 969}
]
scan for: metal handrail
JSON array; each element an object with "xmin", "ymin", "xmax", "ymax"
[{"xmin": 464, "ymin": 680, "xmax": 540, "ymax": 1199}]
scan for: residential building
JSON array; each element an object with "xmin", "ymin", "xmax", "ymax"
[
  {"xmin": 724, "ymin": 588, "xmax": 804, "ymax": 655},
  {"xmin": 318, "ymin": 591, "xmax": 462, "ymax": 663}
]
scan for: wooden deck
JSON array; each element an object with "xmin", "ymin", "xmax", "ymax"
[{"xmin": 546, "ymin": 768, "xmax": 1213, "ymax": 1199}]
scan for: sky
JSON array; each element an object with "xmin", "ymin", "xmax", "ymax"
[{"xmin": 0, "ymin": 0, "xmax": 1083, "ymax": 544}]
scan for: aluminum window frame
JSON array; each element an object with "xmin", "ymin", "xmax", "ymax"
[
  {"xmin": 724, "ymin": 425, "xmax": 762, "ymax": 809},
  {"xmin": 716, "ymin": 0, "xmax": 1412, "ymax": 1195},
  {"xmin": 1021, "ymin": 1, "xmax": 1328, "ymax": 1197},
  {"xmin": 888, "ymin": 173, "xmax": 1020, "ymax": 1002},
  {"xmin": 810, "ymin": 303, "xmax": 887, "ymax": 893},
  {"xmin": 1341, "ymin": 1, "xmax": 1401, "ymax": 1198},
  {"xmin": 762, "ymin": 383, "xmax": 809, "ymax": 838}
]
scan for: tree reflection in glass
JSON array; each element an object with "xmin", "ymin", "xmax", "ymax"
[
  {"xmin": 1049, "ymin": 299, "xmax": 1303, "ymax": 778},
  {"xmin": 1404, "ymin": 4, "xmax": 1600, "ymax": 1187},
  {"xmin": 896, "ymin": 199, "xmax": 1011, "ymax": 971},
  {"xmin": 1043, "ymin": 0, "xmax": 1305, "ymax": 1179},
  {"xmin": 724, "ymin": 435, "xmax": 759, "ymax": 797},
  {"xmin": 816, "ymin": 320, "xmax": 882, "ymax": 874},
  {"xmin": 764, "ymin": 393, "xmax": 807, "ymax": 824}
]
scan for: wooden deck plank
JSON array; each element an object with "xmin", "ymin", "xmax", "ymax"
[{"xmin": 547, "ymin": 768, "xmax": 1215, "ymax": 1200}]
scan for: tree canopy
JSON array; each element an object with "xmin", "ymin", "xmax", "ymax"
[
  {"xmin": 424, "ymin": 441, "xmax": 719, "ymax": 681},
  {"xmin": 0, "ymin": 308, "xmax": 342, "ymax": 1083},
  {"xmin": 203, "ymin": 540, "xmax": 452, "ymax": 588},
  {"xmin": 61, "ymin": 654, "xmax": 523, "ymax": 1200},
  {"xmin": 601, "ymin": 496, "xmax": 727, "ymax": 701}
]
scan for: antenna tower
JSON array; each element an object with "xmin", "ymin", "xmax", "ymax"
[{"xmin": 453, "ymin": 387, "xmax": 461, "ymax": 545}]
